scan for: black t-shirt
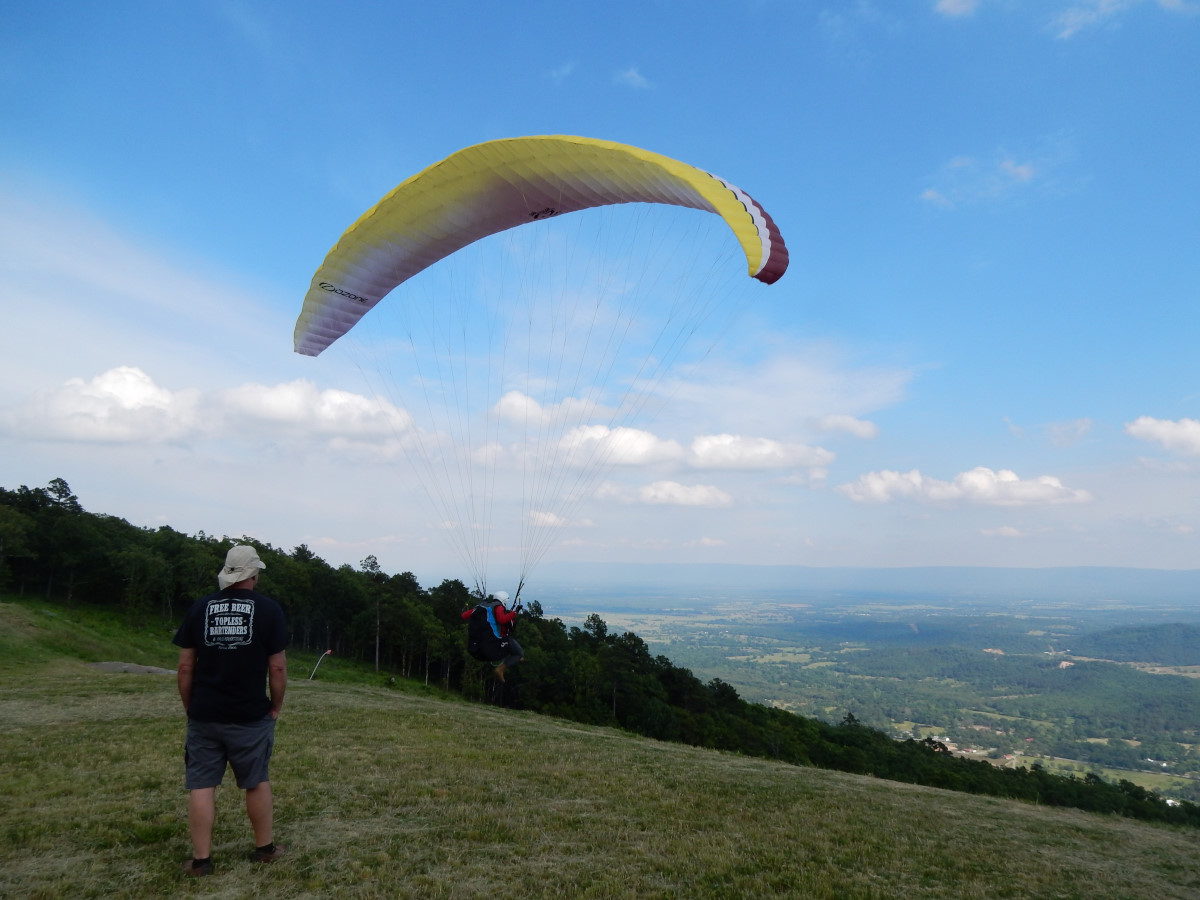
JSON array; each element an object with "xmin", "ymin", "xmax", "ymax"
[{"xmin": 173, "ymin": 588, "xmax": 289, "ymax": 723}]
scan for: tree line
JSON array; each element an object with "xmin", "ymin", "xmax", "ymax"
[
  {"xmin": 4, "ymin": 478, "xmax": 1199, "ymax": 828},
  {"xmin": 1071, "ymin": 624, "xmax": 1200, "ymax": 666}
]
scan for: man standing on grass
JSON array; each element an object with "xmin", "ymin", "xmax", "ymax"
[{"xmin": 174, "ymin": 544, "xmax": 289, "ymax": 878}]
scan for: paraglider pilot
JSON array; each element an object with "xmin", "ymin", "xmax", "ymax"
[{"xmin": 463, "ymin": 591, "xmax": 523, "ymax": 681}]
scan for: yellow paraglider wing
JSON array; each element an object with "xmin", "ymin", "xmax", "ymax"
[{"xmin": 294, "ymin": 135, "xmax": 788, "ymax": 357}]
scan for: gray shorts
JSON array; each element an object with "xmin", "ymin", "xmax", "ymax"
[{"xmin": 185, "ymin": 717, "xmax": 276, "ymax": 790}]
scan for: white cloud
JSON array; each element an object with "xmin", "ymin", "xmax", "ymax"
[
  {"xmin": 216, "ymin": 380, "xmax": 412, "ymax": 437},
  {"xmin": 614, "ymin": 66, "xmax": 650, "ymax": 89},
  {"xmin": 935, "ymin": 0, "xmax": 980, "ymax": 17},
  {"xmin": 546, "ymin": 61, "xmax": 576, "ymax": 81},
  {"xmin": 689, "ymin": 434, "xmax": 835, "ymax": 470},
  {"xmin": 781, "ymin": 468, "xmax": 829, "ymax": 488},
  {"xmin": 0, "ymin": 366, "xmax": 412, "ymax": 447},
  {"xmin": 1051, "ymin": 0, "xmax": 1195, "ymax": 39},
  {"xmin": 837, "ymin": 466, "xmax": 1092, "ymax": 506},
  {"xmin": 921, "ymin": 153, "xmax": 1039, "ymax": 209},
  {"xmin": 495, "ymin": 390, "xmax": 599, "ymax": 427},
  {"xmin": 557, "ymin": 426, "xmax": 834, "ymax": 473},
  {"xmin": 920, "ymin": 133, "xmax": 1082, "ymax": 210},
  {"xmin": 0, "ymin": 366, "xmax": 199, "ymax": 442},
  {"xmin": 561, "ymin": 425, "xmax": 684, "ymax": 466},
  {"xmin": 810, "ymin": 414, "xmax": 880, "ymax": 439},
  {"xmin": 593, "ymin": 479, "xmax": 734, "ymax": 507},
  {"xmin": 929, "ymin": 0, "xmax": 1196, "ymax": 37},
  {"xmin": 1125, "ymin": 416, "xmax": 1200, "ymax": 457},
  {"xmin": 530, "ymin": 510, "xmax": 568, "ymax": 527},
  {"xmin": 920, "ymin": 188, "xmax": 953, "ymax": 208},
  {"xmin": 638, "ymin": 480, "xmax": 734, "ymax": 508},
  {"xmin": 999, "ymin": 158, "xmax": 1035, "ymax": 182},
  {"xmin": 981, "ymin": 525, "xmax": 1024, "ymax": 538}
]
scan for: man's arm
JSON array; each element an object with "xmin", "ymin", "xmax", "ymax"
[
  {"xmin": 177, "ymin": 647, "xmax": 197, "ymax": 713},
  {"xmin": 267, "ymin": 650, "xmax": 287, "ymax": 718}
]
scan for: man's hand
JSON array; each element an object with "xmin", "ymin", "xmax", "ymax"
[
  {"xmin": 267, "ymin": 650, "xmax": 287, "ymax": 719},
  {"xmin": 176, "ymin": 647, "xmax": 197, "ymax": 713}
]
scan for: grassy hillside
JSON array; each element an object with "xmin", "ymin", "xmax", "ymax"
[{"xmin": 2, "ymin": 599, "xmax": 1198, "ymax": 900}]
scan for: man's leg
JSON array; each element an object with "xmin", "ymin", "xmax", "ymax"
[
  {"xmin": 188, "ymin": 787, "xmax": 217, "ymax": 859},
  {"xmin": 245, "ymin": 781, "xmax": 274, "ymax": 847},
  {"xmin": 506, "ymin": 637, "xmax": 524, "ymax": 667}
]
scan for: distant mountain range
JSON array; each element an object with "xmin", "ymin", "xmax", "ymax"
[{"xmin": 529, "ymin": 562, "xmax": 1200, "ymax": 605}]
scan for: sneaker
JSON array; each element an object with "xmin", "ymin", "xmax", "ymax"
[
  {"xmin": 182, "ymin": 858, "xmax": 212, "ymax": 877},
  {"xmin": 252, "ymin": 844, "xmax": 286, "ymax": 863}
]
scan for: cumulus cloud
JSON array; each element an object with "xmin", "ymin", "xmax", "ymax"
[
  {"xmin": 981, "ymin": 525, "xmax": 1024, "ymax": 538},
  {"xmin": 593, "ymin": 479, "xmax": 734, "ymax": 507},
  {"xmin": 558, "ymin": 425, "xmax": 834, "ymax": 474},
  {"xmin": 810, "ymin": 414, "xmax": 879, "ymax": 439},
  {"xmin": 495, "ymin": 390, "xmax": 598, "ymax": 427},
  {"xmin": 689, "ymin": 434, "xmax": 835, "ymax": 470},
  {"xmin": 935, "ymin": 0, "xmax": 980, "ymax": 16},
  {"xmin": 0, "ymin": 366, "xmax": 412, "ymax": 447},
  {"xmin": 614, "ymin": 66, "xmax": 650, "ymax": 89},
  {"xmin": 837, "ymin": 466, "xmax": 1092, "ymax": 506},
  {"xmin": 0, "ymin": 366, "xmax": 199, "ymax": 442},
  {"xmin": 638, "ymin": 480, "xmax": 734, "ymax": 508},
  {"xmin": 216, "ymin": 380, "xmax": 413, "ymax": 437},
  {"xmin": 1125, "ymin": 416, "xmax": 1200, "ymax": 457},
  {"xmin": 781, "ymin": 468, "xmax": 830, "ymax": 488},
  {"xmin": 529, "ymin": 510, "xmax": 568, "ymax": 527},
  {"xmin": 561, "ymin": 425, "xmax": 684, "ymax": 466}
]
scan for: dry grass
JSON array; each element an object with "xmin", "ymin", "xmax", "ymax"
[{"xmin": 2, "ymin": 600, "xmax": 1199, "ymax": 899}]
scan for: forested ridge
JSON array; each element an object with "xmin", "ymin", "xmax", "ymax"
[
  {"xmin": 4, "ymin": 478, "xmax": 1199, "ymax": 827},
  {"xmin": 836, "ymin": 645, "xmax": 1200, "ymax": 733},
  {"xmin": 1070, "ymin": 625, "xmax": 1200, "ymax": 666}
]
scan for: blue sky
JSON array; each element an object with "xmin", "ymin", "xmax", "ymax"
[{"xmin": 2, "ymin": 0, "xmax": 1198, "ymax": 585}]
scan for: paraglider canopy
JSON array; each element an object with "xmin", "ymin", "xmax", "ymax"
[
  {"xmin": 295, "ymin": 135, "xmax": 789, "ymax": 597},
  {"xmin": 294, "ymin": 135, "xmax": 787, "ymax": 358}
]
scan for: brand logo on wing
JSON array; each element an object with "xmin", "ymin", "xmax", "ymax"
[
  {"xmin": 529, "ymin": 207, "xmax": 559, "ymax": 220},
  {"xmin": 319, "ymin": 282, "xmax": 370, "ymax": 304}
]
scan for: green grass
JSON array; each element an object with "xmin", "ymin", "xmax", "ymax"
[
  {"xmin": 3, "ymin": 598, "xmax": 1199, "ymax": 899},
  {"xmin": 0, "ymin": 599, "xmax": 178, "ymax": 671},
  {"xmin": 1036, "ymin": 756, "xmax": 1198, "ymax": 793}
]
